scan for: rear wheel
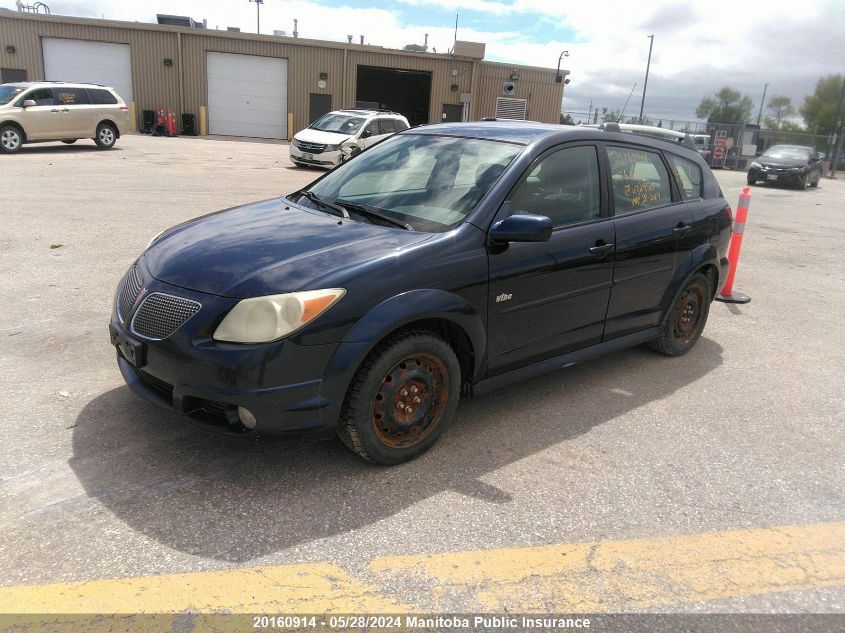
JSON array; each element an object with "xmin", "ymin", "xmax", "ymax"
[
  {"xmin": 649, "ymin": 273, "xmax": 711, "ymax": 357},
  {"xmin": 338, "ymin": 331, "xmax": 460, "ymax": 464},
  {"xmin": 0, "ymin": 125, "xmax": 23, "ymax": 154},
  {"xmin": 94, "ymin": 123, "xmax": 117, "ymax": 149}
]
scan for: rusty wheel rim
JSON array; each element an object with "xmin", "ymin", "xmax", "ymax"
[
  {"xmin": 371, "ymin": 352, "xmax": 449, "ymax": 449},
  {"xmin": 673, "ymin": 284, "xmax": 705, "ymax": 345}
]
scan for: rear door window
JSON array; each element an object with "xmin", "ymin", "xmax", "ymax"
[
  {"xmin": 378, "ymin": 118, "xmax": 396, "ymax": 135},
  {"xmin": 606, "ymin": 146, "xmax": 672, "ymax": 214},
  {"xmin": 53, "ymin": 88, "xmax": 90, "ymax": 106},
  {"xmin": 87, "ymin": 89, "xmax": 118, "ymax": 105},
  {"xmin": 666, "ymin": 154, "xmax": 703, "ymax": 200}
]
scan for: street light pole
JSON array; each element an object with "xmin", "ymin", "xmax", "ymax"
[
  {"xmin": 555, "ymin": 50, "xmax": 569, "ymax": 83},
  {"xmin": 827, "ymin": 75, "xmax": 845, "ymax": 179},
  {"xmin": 249, "ymin": 0, "xmax": 264, "ymax": 34},
  {"xmin": 638, "ymin": 35, "xmax": 653, "ymax": 123},
  {"xmin": 756, "ymin": 83, "xmax": 769, "ymax": 126}
]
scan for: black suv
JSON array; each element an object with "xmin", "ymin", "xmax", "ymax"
[{"xmin": 111, "ymin": 122, "xmax": 732, "ymax": 464}]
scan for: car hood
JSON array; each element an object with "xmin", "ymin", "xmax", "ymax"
[
  {"xmin": 143, "ymin": 198, "xmax": 431, "ymax": 298},
  {"xmin": 757, "ymin": 157, "xmax": 807, "ymax": 168},
  {"xmin": 294, "ymin": 128, "xmax": 354, "ymax": 145}
]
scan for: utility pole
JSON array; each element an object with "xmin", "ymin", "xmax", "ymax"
[
  {"xmin": 828, "ymin": 75, "xmax": 845, "ymax": 179},
  {"xmin": 756, "ymin": 83, "xmax": 769, "ymax": 126},
  {"xmin": 249, "ymin": 0, "xmax": 264, "ymax": 34},
  {"xmin": 638, "ymin": 35, "xmax": 654, "ymax": 123}
]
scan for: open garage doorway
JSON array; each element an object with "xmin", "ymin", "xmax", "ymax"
[{"xmin": 356, "ymin": 65, "xmax": 431, "ymax": 126}]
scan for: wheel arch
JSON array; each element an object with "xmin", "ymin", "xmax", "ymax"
[
  {"xmin": 0, "ymin": 120, "xmax": 27, "ymax": 142},
  {"xmin": 660, "ymin": 245, "xmax": 721, "ymax": 326},
  {"xmin": 319, "ymin": 289, "xmax": 486, "ymax": 427},
  {"xmin": 97, "ymin": 119, "xmax": 120, "ymax": 138}
]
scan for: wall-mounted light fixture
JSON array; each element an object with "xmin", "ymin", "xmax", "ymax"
[
  {"xmin": 163, "ymin": 58, "xmax": 173, "ymax": 66},
  {"xmin": 5, "ymin": 45, "xmax": 16, "ymax": 54},
  {"xmin": 509, "ymin": 70, "xmax": 520, "ymax": 81},
  {"xmin": 319, "ymin": 72, "xmax": 328, "ymax": 80}
]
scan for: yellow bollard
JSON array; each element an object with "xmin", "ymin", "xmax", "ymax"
[
  {"xmin": 287, "ymin": 113, "xmax": 293, "ymax": 141},
  {"xmin": 129, "ymin": 101, "xmax": 137, "ymax": 133},
  {"xmin": 199, "ymin": 105, "xmax": 208, "ymax": 136}
]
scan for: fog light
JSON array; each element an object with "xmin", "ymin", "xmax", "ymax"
[{"xmin": 237, "ymin": 406, "xmax": 257, "ymax": 429}]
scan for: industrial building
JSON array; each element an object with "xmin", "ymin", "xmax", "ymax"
[{"xmin": 0, "ymin": 9, "xmax": 568, "ymax": 139}]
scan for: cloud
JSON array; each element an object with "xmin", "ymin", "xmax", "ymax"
[{"xmin": 14, "ymin": 0, "xmax": 845, "ymax": 123}]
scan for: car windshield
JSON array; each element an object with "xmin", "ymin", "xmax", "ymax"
[
  {"xmin": 762, "ymin": 146, "xmax": 811, "ymax": 160},
  {"xmin": 310, "ymin": 113, "xmax": 367, "ymax": 134},
  {"xmin": 295, "ymin": 134, "xmax": 522, "ymax": 232},
  {"xmin": 0, "ymin": 85, "xmax": 25, "ymax": 105}
]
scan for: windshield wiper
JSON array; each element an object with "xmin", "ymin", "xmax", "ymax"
[
  {"xmin": 298, "ymin": 190, "xmax": 349, "ymax": 219},
  {"xmin": 335, "ymin": 199, "xmax": 414, "ymax": 231}
]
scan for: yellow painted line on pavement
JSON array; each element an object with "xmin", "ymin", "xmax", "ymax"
[
  {"xmin": 370, "ymin": 521, "xmax": 845, "ymax": 611},
  {"xmin": 0, "ymin": 522, "xmax": 842, "ymax": 615},
  {"xmin": 0, "ymin": 562, "xmax": 408, "ymax": 614}
]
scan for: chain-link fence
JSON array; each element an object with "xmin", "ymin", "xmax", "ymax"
[{"xmin": 562, "ymin": 111, "xmax": 836, "ymax": 170}]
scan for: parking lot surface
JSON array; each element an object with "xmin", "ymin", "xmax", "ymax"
[{"xmin": 0, "ymin": 135, "xmax": 843, "ymax": 614}]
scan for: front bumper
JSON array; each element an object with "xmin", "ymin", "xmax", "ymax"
[
  {"xmin": 289, "ymin": 143, "xmax": 342, "ymax": 167},
  {"xmin": 748, "ymin": 166, "xmax": 805, "ymax": 185},
  {"xmin": 110, "ymin": 265, "xmax": 341, "ymax": 435}
]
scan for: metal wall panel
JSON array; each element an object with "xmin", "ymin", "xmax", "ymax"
[{"xmin": 0, "ymin": 12, "xmax": 566, "ymax": 134}]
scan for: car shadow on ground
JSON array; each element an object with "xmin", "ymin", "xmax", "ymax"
[
  {"xmin": 15, "ymin": 143, "xmax": 117, "ymax": 154},
  {"xmin": 70, "ymin": 338, "xmax": 723, "ymax": 562}
]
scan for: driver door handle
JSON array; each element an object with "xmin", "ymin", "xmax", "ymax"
[
  {"xmin": 588, "ymin": 243, "xmax": 615, "ymax": 257},
  {"xmin": 673, "ymin": 223, "xmax": 692, "ymax": 235}
]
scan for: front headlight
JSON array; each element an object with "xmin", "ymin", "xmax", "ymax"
[
  {"xmin": 750, "ymin": 162, "xmax": 761, "ymax": 169},
  {"xmin": 213, "ymin": 288, "xmax": 346, "ymax": 343}
]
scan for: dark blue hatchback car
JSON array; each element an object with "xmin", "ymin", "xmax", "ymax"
[{"xmin": 110, "ymin": 122, "xmax": 732, "ymax": 464}]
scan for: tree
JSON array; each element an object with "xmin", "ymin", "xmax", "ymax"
[
  {"xmin": 800, "ymin": 74, "xmax": 844, "ymax": 134},
  {"xmin": 560, "ymin": 113, "xmax": 575, "ymax": 125},
  {"xmin": 601, "ymin": 107, "xmax": 623, "ymax": 123},
  {"xmin": 765, "ymin": 95, "xmax": 796, "ymax": 129},
  {"xmin": 695, "ymin": 87, "xmax": 754, "ymax": 124}
]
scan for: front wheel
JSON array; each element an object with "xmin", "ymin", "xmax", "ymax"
[
  {"xmin": 94, "ymin": 123, "xmax": 117, "ymax": 149},
  {"xmin": 0, "ymin": 125, "xmax": 23, "ymax": 154},
  {"xmin": 746, "ymin": 176, "xmax": 756, "ymax": 186},
  {"xmin": 649, "ymin": 273, "xmax": 711, "ymax": 356},
  {"xmin": 338, "ymin": 331, "xmax": 460, "ymax": 464},
  {"xmin": 810, "ymin": 172, "xmax": 820, "ymax": 188}
]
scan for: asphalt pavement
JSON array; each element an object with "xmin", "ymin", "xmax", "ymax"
[{"xmin": 0, "ymin": 135, "xmax": 842, "ymax": 615}]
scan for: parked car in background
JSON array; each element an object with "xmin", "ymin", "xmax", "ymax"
[
  {"xmin": 692, "ymin": 134, "xmax": 711, "ymax": 158},
  {"xmin": 290, "ymin": 109, "xmax": 410, "ymax": 169},
  {"xmin": 747, "ymin": 144, "xmax": 822, "ymax": 188},
  {"xmin": 0, "ymin": 81, "xmax": 129, "ymax": 153},
  {"xmin": 111, "ymin": 122, "xmax": 732, "ymax": 464}
]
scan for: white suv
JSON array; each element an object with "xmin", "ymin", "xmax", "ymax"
[
  {"xmin": 290, "ymin": 109, "xmax": 410, "ymax": 168},
  {"xmin": 0, "ymin": 82, "xmax": 129, "ymax": 153}
]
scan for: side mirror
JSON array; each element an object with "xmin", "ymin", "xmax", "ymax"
[
  {"xmin": 809, "ymin": 155, "xmax": 819, "ymax": 163},
  {"xmin": 490, "ymin": 213, "xmax": 553, "ymax": 243},
  {"xmin": 22, "ymin": 99, "xmax": 37, "ymax": 108},
  {"xmin": 362, "ymin": 129, "xmax": 373, "ymax": 139}
]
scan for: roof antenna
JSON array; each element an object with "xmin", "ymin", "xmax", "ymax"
[{"xmin": 451, "ymin": 13, "xmax": 458, "ymax": 54}]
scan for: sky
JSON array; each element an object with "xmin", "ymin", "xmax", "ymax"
[{"xmin": 10, "ymin": 0, "xmax": 845, "ymax": 124}]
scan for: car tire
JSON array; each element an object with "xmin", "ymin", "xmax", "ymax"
[
  {"xmin": 649, "ymin": 272, "xmax": 711, "ymax": 357},
  {"xmin": 746, "ymin": 176, "xmax": 755, "ymax": 186},
  {"xmin": 798, "ymin": 173, "xmax": 809, "ymax": 189},
  {"xmin": 338, "ymin": 330, "xmax": 461, "ymax": 465},
  {"xmin": 94, "ymin": 123, "xmax": 117, "ymax": 149},
  {"xmin": 810, "ymin": 173, "xmax": 820, "ymax": 188},
  {"xmin": 61, "ymin": 139, "xmax": 77, "ymax": 145},
  {"xmin": 0, "ymin": 125, "xmax": 24, "ymax": 154}
]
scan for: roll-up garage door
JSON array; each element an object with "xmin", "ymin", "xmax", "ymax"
[
  {"xmin": 42, "ymin": 38, "xmax": 133, "ymax": 103},
  {"xmin": 206, "ymin": 52, "xmax": 288, "ymax": 139}
]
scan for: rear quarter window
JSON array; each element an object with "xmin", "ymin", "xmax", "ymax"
[
  {"xmin": 87, "ymin": 89, "xmax": 118, "ymax": 105},
  {"xmin": 394, "ymin": 119, "xmax": 409, "ymax": 131},
  {"xmin": 667, "ymin": 154, "xmax": 702, "ymax": 200}
]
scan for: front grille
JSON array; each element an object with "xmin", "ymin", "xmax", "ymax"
[
  {"xmin": 131, "ymin": 293, "xmax": 201, "ymax": 340},
  {"xmin": 138, "ymin": 370, "xmax": 174, "ymax": 404},
  {"xmin": 295, "ymin": 140, "xmax": 326, "ymax": 154},
  {"xmin": 117, "ymin": 266, "xmax": 143, "ymax": 321}
]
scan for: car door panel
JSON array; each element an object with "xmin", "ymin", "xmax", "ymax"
[
  {"xmin": 486, "ymin": 143, "xmax": 613, "ymax": 375},
  {"xmin": 603, "ymin": 145, "xmax": 692, "ymax": 340},
  {"xmin": 16, "ymin": 89, "xmax": 61, "ymax": 140}
]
